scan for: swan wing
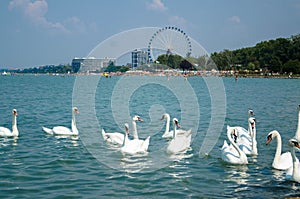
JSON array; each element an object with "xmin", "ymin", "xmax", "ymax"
[
  {"xmin": 162, "ymin": 131, "xmax": 173, "ymax": 138},
  {"xmin": 0, "ymin": 127, "xmax": 12, "ymax": 137},
  {"xmin": 42, "ymin": 126, "xmax": 53, "ymax": 134},
  {"xmin": 121, "ymin": 139, "xmax": 146, "ymax": 155},
  {"xmin": 102, "ymin": 129, "xmax": 124, "ymax": 145},
  {"xmin": 273, "ymin": 152, "xmax": 293, "ymax": 170},
  {"xmin": 53, "ymin": 126, "xmax": 73, "ymax": 135},
  {"xmin": 167, "ymin": 134, "xmax": 191, "ymax": 154},
  {"xmin": 141, "ymin": 136, "xmax": 150, "ymax": 151}
]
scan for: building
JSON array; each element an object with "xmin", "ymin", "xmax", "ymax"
[
  {"xmin": 131, "ymin": 49, "xmax": 149, "ymax": 68},
  {"xmin": 72, "ymin": 57, "xmax": 116, "ymax": 73}
]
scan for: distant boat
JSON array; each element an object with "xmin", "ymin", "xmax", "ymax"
[{"xmin": 1, "ymin": 71, "xmax": 11, "ymax": 76}]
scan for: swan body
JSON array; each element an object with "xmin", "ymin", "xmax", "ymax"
[
  {"xmin": 101, "ymin": 124, "xmax": 129, "ymax": 145},
  {"xmin": 102, "ymin": 123, "xmax": 129, "ymax": 145},
  {"xmin": 161, "ymin": 113, "xmax": 186, "ymax": 138},
  {"xmin": 166, "ymin": 118, "xmax": 192, "ymax": 154},
  {"xmin": 266, "ymin": 130, "xmax": 293, "ymax": 170},
  {"xmin": 42, "ymin": 107, "xmax": 79, "ymax": 136},
  {"xmin": 285, "ymin": 138, "xmax": 300, "ymax": 183},
  {"xmin": 221, "ymin": 126, "xmax": 248, "ymax": 164},
  {"xmin": 102, "ymin": 129, "xmax": 125, "ymax": 145},
  {"xmin": 0, "ymin": 109, "xmax": 19, "ymax": 137},
  {"xmin": 120, "ymin": 116, "xmax": 150, "ymax": 154}
]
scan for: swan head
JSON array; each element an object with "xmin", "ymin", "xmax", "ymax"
[
  {"xmin": 160, "ymin": 113, "xmax": 170, "ymax": 120},
  {"xmin": 248, "ymin": 109, "xmax": 254, "ymax": 117},
  {"xmin": 266, "ymin": 130, "xmax": 279, "ymax": 145},
  {"xmin": 228, "ymin": 127, "xmax": 238, "ymax": 143},
  {"xmin": 288, "ymin": 138, "xmax": 300, "ymax": 149},
  {"xmin": 172, "ymin": 118, "xmax": 180, "ymax": 128},
  {"xmin": 12, "ymin": 109, "xmax": 18, "ymax": 116},
  {"xmin": 73, "ymin": 107, "xmax": 79, "ymax": 114},
  {"xmin": 133, "ymin": 115, "xmax": 144, "ymax": 122},
  {"xmin": 248, "ymin": 117, "xmax": 256, "ymax": 130},
  {"xmin": 298, "ymin": 104, "xmax": 300, "ymax": 111}
]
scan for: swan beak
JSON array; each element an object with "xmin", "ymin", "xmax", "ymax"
[
  {"xmin": 266, "ymin": 137, "xmax": 272, "ymax": 145},
  {"xmin": 251, "ymin": 122, "xmax": 255, "ymax": 129},
  {"xmin": 295, "ymin": 142, "xmax": 300, "ymax": 149},
  {"xmin": 175, "ymin": 120, "xmax": 180, "ymax": 128},
  {"xmin": 138, "ymin": 117, "xmax": 144, "ymax": 122}
]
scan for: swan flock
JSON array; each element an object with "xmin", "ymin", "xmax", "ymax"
[{"xmin": 3, "ymin": 104, "xmax": 300, "ymax": 183}]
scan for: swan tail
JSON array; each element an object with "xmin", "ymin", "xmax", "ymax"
[
  {"xmin": 42, "ymin": 127, "xmax": 53, "ymax": 134},
  {"xmin": 101, "ymin": 129, "xmax": 108, "ymax": 141}
]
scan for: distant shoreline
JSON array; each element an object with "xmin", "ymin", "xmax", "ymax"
[{"xmin": 1, "ymin": 71, "xmax": 299, "ymax": 79}]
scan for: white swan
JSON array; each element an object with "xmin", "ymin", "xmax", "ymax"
[
  {"xmin": 294, "ymin": 105, "xmax": 300, "ymax": 142},
  {"xmin": 285, "ymin": 138, "xmax": 300, "ymax": 183},
  {"xmin": 221, "ymin": 126, "xmax": 248, "ymax": 165},
  {"xmin": 120, "ymin": 116, "xmax": 150, "ymax": 155},
  {"xmin": 42, "ymin": 107, "xmax": 79, "ymax": 136},
  {"xmin": 0, "ymin": 109, "xmax": 19, "ymax": 137},
  {"xmin": 166, "ymin": 118, "xmax": 192, "ymax": 154},
  {"xmin": 235, "ymin": 117, "xmax": 258, "ymax": 155},
  {"xmin": 101, "ymin": 123, "xmax": 129, "ymax": 145},
  {"xmin": 131, "ymin": 115, "xmax": 150, "ymax": 152},
  {"xmin": 266, "ymin": 130, "xmax": 293, "ymax": 170},
  {"xmin": 161, "ymin": 113, "xmax": 186, "ymax": 139}
]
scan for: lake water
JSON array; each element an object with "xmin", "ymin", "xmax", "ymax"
[{"xmin": 0, "ymin": 74, "xmax": 300, "ymax": 198}]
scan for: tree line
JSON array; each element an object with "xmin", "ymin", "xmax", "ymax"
[
  {"xmin": 210, "ymin": 34, "xmax": 300, "ymax": 74},
  {"xmin": 154, "ymin": 34, "xmax": 300, "ymax": 74}
]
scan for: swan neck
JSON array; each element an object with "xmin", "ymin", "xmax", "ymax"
[
  {"xmin": 273, "ymin": 133, "xmax": 282, "ymax": 165},
  {"xmin": 122, "ymin": 132, "xmax": 128, "ymax": 147},
  {"xmin": 12, "ymin": 114, "xmax": 18, "ymax": 136},
  {"xmin": 71, "ymin": 111, "xmax": 78, "ymax": 134},
  {"xmin": 291, "ymin": 147, "xmax": 299, "ymax": 178},
  {"xmin": 172, "ymin": 121, "xmax": 177, "ymax": 138},
  {"xmin": 296, "ymin": 110, "xmax": 300, "ymax": 140},
  {"xmin": 228, "ymin": 130, "xmax": 242, "ymax": 157},
  {"xmin": 251, "ymin": 127, "xmax": 258, "ymax": 154},
  {"xmin": 132, "ymin": 120, "xmax": 138, "ymax": 139},
  {"xmin": 164, "ymin": 115, "xmax": 170, "ymax": 134}
]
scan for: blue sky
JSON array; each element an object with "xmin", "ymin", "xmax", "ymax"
[{"xmin": 1, "ymin": 0, "xmax": 300, "ymax": 68}]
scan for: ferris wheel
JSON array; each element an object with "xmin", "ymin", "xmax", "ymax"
[{"xmin": 147, "ymin": 26, "xmax": 192, "ymax": 62}]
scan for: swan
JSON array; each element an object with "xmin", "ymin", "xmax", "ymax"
[
  {"xmin": 234, "ymin": 117, "xmax": 257, "ymax": 155},
  {"xmin": 285, "ymin": 138, "xmax": 300, "ymax": 183},
  {"xmin": 161, "ymin": 113, "xmax": 186, "ymax": 139},
  {"xmin": 131, "ymin": 115, "xmax": 150, "ymax": 152},
  {"xmin": 221, "ymin": 126, "xmax": 248, "ymax": 164},
  {"xmin": 120, "ymin": 117, "xmax": 150, "ymax": 155},
  {"xmin": 0, "ymin": 109, "xmax": 19, "ymax": 137},
  {"xmin": 42, "ymin": 107, "xmax": 79, "ymax": 136},
  {"xmin": 166, "ymin": 118, "xmax": 192, "ymax": 154},
  {"xmin": 294, "ymin": 105, "xmax": 300, "ymax": 142},
  {"xmin": 266, "ymin": 130, "xmax": 293, "ymax": 170},
  {"xmin": 101, "ymin": 123, "xmax": 129, "ymax": 145}
]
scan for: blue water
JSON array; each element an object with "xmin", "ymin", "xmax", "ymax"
[{"xmin": 0, "ymin": 75, "xmax": 300, "ymax": 198}]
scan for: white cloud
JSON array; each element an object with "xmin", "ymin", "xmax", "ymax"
[
  {"xmin": 147, "ymin": 0, "xmax": 167, "ymax": 11},
  {"xmin": 8, "ymin": 0, "xmax": 68, "ymax": 32},
  {"xmin": 228, "ymin": 16, "xmax": 241, "ymax": 23},
  {"xmin": 169, "ymin": 15, "xmax": 186, "ymax": 28}
]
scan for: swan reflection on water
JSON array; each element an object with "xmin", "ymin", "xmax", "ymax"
[
  {"xmin": 224, "ymin": 165, "xmax": 250, "ymax": 191},
  {"xmin": 0, "ymin": 137, "xmax": 18, "ymax": 147},
  {"xmin": 120, "ymin": 153, "xmax": 153, "ymax": 173},
  {"xmin": 53, "ymin": 135, "xmax": 79, "ymax": 147}
]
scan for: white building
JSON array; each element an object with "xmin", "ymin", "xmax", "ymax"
[
  {"xmin": 72, "ymin": 57, "xmax": 116, "ymax": 72},
  {"xmin": 131, "ymin": 49, "xmax": 149, "ymax": 68}
]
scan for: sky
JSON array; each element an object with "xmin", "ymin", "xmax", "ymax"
[{"xmin": 1, "ymin": 0, "xmax": 300, "ymax": 68}]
